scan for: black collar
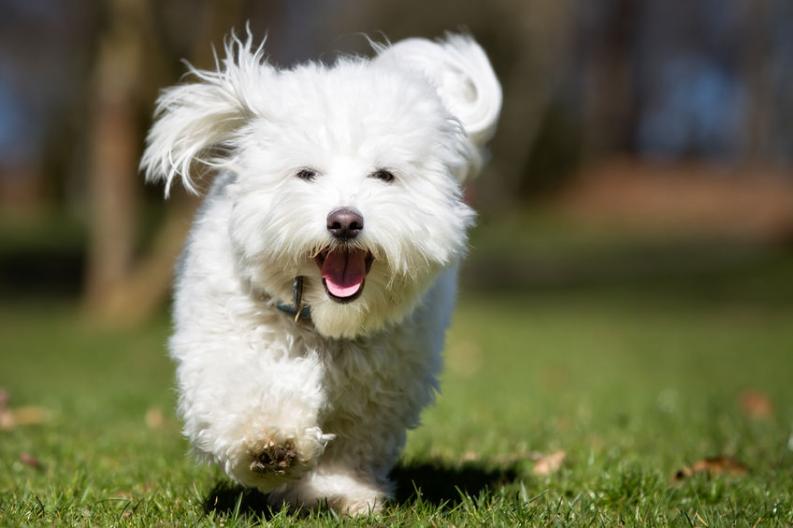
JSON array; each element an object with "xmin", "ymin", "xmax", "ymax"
[{"xmin": 275, "ymin": 276, "xmax": 312, "ymax": 324}]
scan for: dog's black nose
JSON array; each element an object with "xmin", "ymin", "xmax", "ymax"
[{"xmin": 327, "ymin": 208, "xmax": 364, "ymax": 240}]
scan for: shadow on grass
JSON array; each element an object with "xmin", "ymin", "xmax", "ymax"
[
  {"xmin": 203, "ymin": 481, "xmax": 278, "ymax": 520},
  {"xmin": 203, "ymin": 461, "xmax": 518, "ymax": 518},
  {"xmin": 391, "ymin": 461, "xmax": 517, "ymax": 506}
]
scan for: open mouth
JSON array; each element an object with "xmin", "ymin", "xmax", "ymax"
[{"xmin": 315, "ymin": 247, "xmax": 374, "ymax": 303}]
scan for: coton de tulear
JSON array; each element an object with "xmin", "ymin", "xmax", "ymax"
[{"xmin": 141, "ymin": 31, "xmax": 501, "ymax": 515}]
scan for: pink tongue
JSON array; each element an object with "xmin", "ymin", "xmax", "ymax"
[{"xmin": 321, "ymin": 249, "xmax": 366, "ymax": 298}]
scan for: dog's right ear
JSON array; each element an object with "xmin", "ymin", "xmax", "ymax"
[{"xmin": 141, "ymin": 34, "xmax": 272, "ymax": 197}]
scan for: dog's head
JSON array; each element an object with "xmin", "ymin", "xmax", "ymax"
[{"xmin": 142, "ymin": 33, "xmax": 501, "ymax": 338}]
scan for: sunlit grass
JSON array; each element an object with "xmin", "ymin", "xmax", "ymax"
[{"xmin": 2, "ymin": 270, "xmax": 792, "ymax": 526}]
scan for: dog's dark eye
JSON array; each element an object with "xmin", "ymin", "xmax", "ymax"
[
  {"xmin": 370, "ymin": 169, "xmax": 395, "ymax": 183},
  {"xmin": 296, "ymin": 169, "xmax": 317, "ymax": 181}
]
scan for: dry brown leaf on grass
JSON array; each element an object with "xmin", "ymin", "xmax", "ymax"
[
  {"xmin": 456, "ymin": 448, "xmax": 566, "ymax": 475},
  {"xmin": 145, "ymin": 407, "xmax": 164, "ymax": 429},
  {"xmin": 0, "ymin": 388, "xmax": 52, "ymax": 430},
  {"xmin": 673, "ymin": 455, "xmax": 748, "ymax": 482},
  {"xmin": 739, "ymin": 390, "xmax": 774, "ymax": 420},
  {"xmin": 461, "ymin": 450, "xmax": 480, "ymax": 462},
  {"xmin": 0, "ymin": 406, "xmax": 52, "ymax": 430},
  {"xmin": 532, "ymin": 450, "xmax": 566, "ymax": 476},
  {"xmin": 19, "ymin": 452, "xmax": 43, "ymax": 470}
]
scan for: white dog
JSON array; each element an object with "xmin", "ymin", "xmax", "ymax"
[{"xmin": 141, "ymin": 31, "xmax": 501, "ymax": 515}]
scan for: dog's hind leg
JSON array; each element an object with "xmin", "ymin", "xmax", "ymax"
[
  {"xmin": 268, "ymin": 418, "xmax": 410, "ymax": 515},
  {"xmin": 268, "ymin": 466, "xmax": 391, "ymax": 516}
]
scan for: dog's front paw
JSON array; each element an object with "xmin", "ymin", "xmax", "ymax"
[
  {"xmin": 249, "ymin": 439, "xmax": 297, "ymax": 474},
  {"xmin": 244, "ymin": 427, "xmax": 335, "ymax": 488}
]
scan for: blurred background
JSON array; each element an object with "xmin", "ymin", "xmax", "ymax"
[{"xmin": 1, "ymin": 0, "xmax": 792, "ymax": 328}]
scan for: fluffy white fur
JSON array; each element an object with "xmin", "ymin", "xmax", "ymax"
[{"xmin": 141, "ymin": 32, "xmax": 501, "ymax": 515}]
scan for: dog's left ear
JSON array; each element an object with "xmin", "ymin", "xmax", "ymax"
[
  {"xmin": 141, "ymin": 34, "xmax": 272, "ymax": 196},
  {"xmin": 375, "ymin": 34, "xmax": 502, "ymax": 147}
]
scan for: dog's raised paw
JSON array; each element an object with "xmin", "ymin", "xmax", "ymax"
[{"xmin": 249, "ymin": 440, "xmax": 297, "ymax": 474}]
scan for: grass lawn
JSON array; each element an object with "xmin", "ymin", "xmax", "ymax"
[{"xmin": 2, "ymin": 235, "xmax": 793, "ymax": 525}]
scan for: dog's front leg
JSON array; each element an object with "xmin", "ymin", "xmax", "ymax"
[{"xmin": 172, "ymin": 338, "xmax": 333, "ymax": 493}]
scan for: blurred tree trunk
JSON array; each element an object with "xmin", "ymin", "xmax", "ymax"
[
  {"xmin": 742, "ymin": 0, "xmax": 772, "ymax": 164},
  {"xmin": 84, "ymin": 0, "xmax": 146, "ymax": 316},
  {"xmin": 580, "ymin": 0, "xmax": 638, "ymax": 159},
  {"xmin": 488, "ymin": 0, "xmax": 574, "ymax": 205},
  {"xmin": 84, "ymin": 0, "xmax": 246, "ymax": 325}
]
